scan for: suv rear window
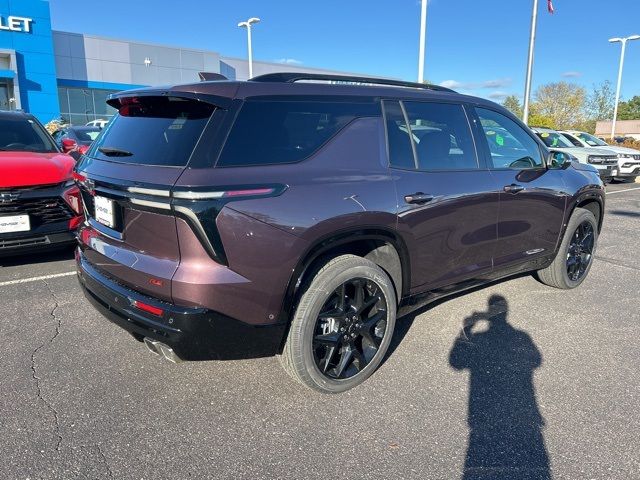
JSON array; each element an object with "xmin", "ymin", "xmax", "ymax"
[
  {"xmin": 89, "ymin": 96, "xmax": 214, "ymax": 167},
  {"xmin": 217, "ymin": 99, "xmax": 379, "ymax": 167}
]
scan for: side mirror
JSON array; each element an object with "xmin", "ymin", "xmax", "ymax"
[
  {"xmin": 548, "ymin": 150, "xmax": 571, "ymax": 169},
  {"xmin": 61, "ymin": 138, "xmax": 77, "ymax": 154}
]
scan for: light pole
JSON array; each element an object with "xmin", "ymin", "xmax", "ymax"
[
  {"xmin": 522, "ymin": 0, "xmax": 539, "ymax": 125},
  {"xmin": 609, "ymin": 34, "xmax": 640, "ymax": 139},
  {"xmin": 417, "ymin": 0, "xmax": 428, "ymax": 83},
  {"xmin": 238, "ymin": 17, "xmax": 260, "ymax": 79}
]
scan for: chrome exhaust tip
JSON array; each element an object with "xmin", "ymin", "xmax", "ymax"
[{"xmin": 143, "ymin": 337, "xmax": 182, "ymax": 363}]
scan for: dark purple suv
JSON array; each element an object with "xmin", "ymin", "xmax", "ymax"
[{"xmin": 75, "ymin": 73, "xmax": 604, "ymax": 393}]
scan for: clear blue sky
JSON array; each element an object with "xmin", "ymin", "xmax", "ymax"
[{"xmin": 50, "ymin": 0, "xmax": 640, "ymax": 102}]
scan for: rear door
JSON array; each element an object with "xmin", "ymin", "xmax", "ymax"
[
  {"xmin": 384, "ymin": 100, "xmax": 499, "ymax": 293},
  {"xmin": 75, "ymin": 94, "xmax": 219, "ymax": 302},
  {"xmin": 471, "ymin": 107, "xmax": 568, "ymax": 270}
]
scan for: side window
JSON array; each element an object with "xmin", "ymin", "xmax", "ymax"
[
  {"xmin": 383, "ymin": 100, "xmax": 416, "ymax": 169},
  {"xmin": 217, "ymin": 99, "xmax": 378, "ymax": 167},
  {"xmin": 475, "ymin": 108, "xmax": 544, "ymax": 169},
  {"xmin": 403, "ymin": 102, "xmax": 478, "ymax": 170},
  {"xmin": 563, "ymin": 133, "xmax": 582, "ymax": 147}
]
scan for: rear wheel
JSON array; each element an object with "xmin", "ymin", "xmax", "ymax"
[
  {"xmin": 280, "ymin": 255, "xmax": 396, "ymax": 393},
  {"xmin": 536, "ymin": 208, "xmax": 598, "ymax": 289}
]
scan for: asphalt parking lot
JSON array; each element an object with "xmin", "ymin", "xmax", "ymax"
[{"xmin": 1, "ymin": 183, "xmax": 639, "ymax": 480}]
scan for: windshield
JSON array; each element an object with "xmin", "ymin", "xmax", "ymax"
[
  {"xmin": 576, "ymin": 132, "xmax": 609, "ymax": 147},
  {"xmin": 0, "ymin": 117, "xmax": 58, "ymax": 153},
  {"xmin": 89, "ymin": 96, "xmax": 214, "ymax": 166},
  {"xmin": 536, "ymin": 131, "xmax": 574, "ymax": 148}
]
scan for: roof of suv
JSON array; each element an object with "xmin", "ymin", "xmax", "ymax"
[
  {"xmin": 107, "ymin": 72, "xmax": 507, "ymax": 112},
  {"xmin": 0, "ymin": 109, "xmax": 32, "ymax": 120}
]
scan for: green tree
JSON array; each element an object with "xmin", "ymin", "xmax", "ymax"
[
  {"xmin": 502, "ymin": 95, "xmax": 523, "ymax": 118},
  {"xmin": 617, "ymin": 96, "xmax": 640, "ymax": 120},
  {"xmin": 586, "ymin": 80, "xmax": 615, "ymax": 121},
  {"xmin": 531, "ymin": 82, "xmax": 586, "ymax": 130}
]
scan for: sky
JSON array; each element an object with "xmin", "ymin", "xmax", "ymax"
[{"xmin": 49, "ymin": 0, "xmax": 640, "ymax": 103}]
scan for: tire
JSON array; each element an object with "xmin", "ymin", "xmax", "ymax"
[
  {"xmin": 536, "ymin": 208, "xmax": 598, "ymax": 289},
  {"xmin": 280, "ymin": 254, "xmax": 397, "ymax": 393}
]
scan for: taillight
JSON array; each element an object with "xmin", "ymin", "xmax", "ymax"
[
  {"xmin": 78, "ymin": 145, "xmax": 90, "ymax": 155},
  {"xmin": 63, "ymin": 185, "xmax": 83, "ymax": 215},
  {"xmin": 132, "ymin": 300, "xmax": 164, "ymax": 317}
]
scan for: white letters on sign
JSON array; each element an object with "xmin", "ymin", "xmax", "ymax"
[{"xmin": 0, "ymin": 16, "xmax": 34, "ymax": 33}]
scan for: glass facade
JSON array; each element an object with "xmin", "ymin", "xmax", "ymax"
[{"xmin": 57, "ymin": 87, "xmax": 119, "ymax": 125}]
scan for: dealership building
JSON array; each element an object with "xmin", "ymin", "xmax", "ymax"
[{"xmin": 0, "ymin": 0, "xmax": 349, "ymax": 125}]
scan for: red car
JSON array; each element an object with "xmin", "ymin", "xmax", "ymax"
[{"xmin": 0, "ymin": 110, "xmax": 83, "ymax": 256}]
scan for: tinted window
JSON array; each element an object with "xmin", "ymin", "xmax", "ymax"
[
  {"xmin": 476, "ymin": 108, "xmax": 543, "ymax": 169},
  {"xmin": 89, "ymin": 96, "xmax": 214, "ymax": 167},
  {"xmin": 561, "ymin": 133, "xmax": 582, "ymax": 147},
  {"xmin": 0, "ymin": 116, "xmax": 57, "ymax": 153},
  {"xmin": 535, "ymin": 131, "xmax": 574, "ymax": 148},
  {"xmin": 72, "ymin": 127, "xmax": 101, "ymax": 143},
  {"xmin": 217, "ymin": 99, "xmax": 378, "ymax": 167},
  {"xmin": 403, "ymin": 102, "xmax": 478, "ymax": 170},
  {"xmin": 383, "ymin": 100, "xmax": 416, "ymax": 169}
]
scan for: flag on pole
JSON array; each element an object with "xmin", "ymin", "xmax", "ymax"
[{"xmin": 547, "ymin": 0, "xmax": 555, "ymax": 14}]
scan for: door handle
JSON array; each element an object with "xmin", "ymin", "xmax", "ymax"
[
  {"xmin": 503, "ymin": 184, "xmax": 525, "ymax": 194},
  {"xmin": 404, "ymin": 192, "xmax": 434, "ymax": 204}
]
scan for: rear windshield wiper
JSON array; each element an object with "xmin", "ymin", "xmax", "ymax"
[{"xmin": 98, "ymin": 146, "xmax": 133, "ymax": 157}]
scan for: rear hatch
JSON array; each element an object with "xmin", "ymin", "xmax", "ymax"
[{"xmin": 75, "ymin": 92, "xmax": 224, "ymax": 302}]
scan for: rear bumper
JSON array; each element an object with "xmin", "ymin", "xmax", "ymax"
[
  {"xmin": 76, "ymin": 250, "xmax": 287, "ymax": 361},
  {"xmin": 0, "ymin": 230, "xmax": 76, "ymax": 257}
]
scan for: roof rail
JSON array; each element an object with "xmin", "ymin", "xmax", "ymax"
[{"xmin": 250, "ymin": 72, "xmax": 455, "ymax": 93}]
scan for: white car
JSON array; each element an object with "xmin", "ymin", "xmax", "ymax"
[
  {"xmin": 561, "ymin": 130, "xmax": 640, "ymax": 182},
  {"xmin": 530, "ymin": 127, "xmax": 619, "ymax": 182},
  {"xmin": 86, "ymin": 119, "xmax": 109, "ymax": 129}
]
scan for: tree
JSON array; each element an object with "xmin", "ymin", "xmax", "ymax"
[
  {"xmin": 586, "ymin": 80, "xmax": 615, "ymax": 121},
  {"xmin": 502, "ymin": 95, "xmax": 523, "ymax": 118},
  {"xmin": 531, "ymin": 82, "xmax": 586, "ymax": 130},
  {"xmin": 617, "ymin": 96, "xmax": 640, "ymax": 120}
]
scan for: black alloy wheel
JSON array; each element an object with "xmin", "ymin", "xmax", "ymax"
[
  {"xmin": 312, "ymin": 278, "xmax": 388, "ymax": 380},
  {"xmin": 566, "ymin": 220, "xmax": 595, "ymax": 282}
]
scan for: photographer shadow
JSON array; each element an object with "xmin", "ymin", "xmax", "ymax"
[{"xmin": 449, "ymin": 294, "xmax": 551, "ymax": 480}]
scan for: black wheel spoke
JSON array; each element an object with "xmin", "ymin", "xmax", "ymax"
[
  {"xmin": 334, "ymin": 347, "xmax": 355, "ymax": 378},
  {"xmin": 353, "ymin": 279, "xmax": 365, "ymax": 310},
  {"xmin": 351, "ymin": 346, "xmax": 368, "ymax": 371},
  {"xmin": 358, "ymin": 294, "xmax": 380, "ymax": 316},
  {"xmin": 320, "ymin": 345, "xmax": 338, "ymax": 373},
  {"xmin": 336, "ymin": 283, "xmax": 347, "ymax": 311}
]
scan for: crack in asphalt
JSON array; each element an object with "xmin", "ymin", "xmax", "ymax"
[
  {"xmin": 595, "ymin": 255, "xmax": 640, "ymax": 272},
  {"xmin": 30, "ymin": 279, "xmax": 63, "ymax": 452},
  {"xmin": 96, "ymin": 444, "xmax": 115, "ymax": 479}
]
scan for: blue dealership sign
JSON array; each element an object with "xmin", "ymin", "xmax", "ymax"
[{"xmin": 0, "ymin": 0, "xmax": 59, "ymax": 123}]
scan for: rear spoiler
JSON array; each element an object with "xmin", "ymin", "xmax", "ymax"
[{"xmin": 106, "ymin": 88, "xmax": 234, "ymax": 110}]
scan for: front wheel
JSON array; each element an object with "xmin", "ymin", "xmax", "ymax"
[
  {"xmin": 535, "ymin": 207, "xmax": 598, "ymax": 289},
  {"xmin": 280, "ymin": 255, "xmax": 397, "ymax": 393}
]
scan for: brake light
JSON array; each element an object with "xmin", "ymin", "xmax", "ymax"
[
  {"xmin": 72, "ymin": 171, "xmax": 86, "ymax": 182},
  {"xmin": 132, "ymin": 300, "xmax": 164, "ymax": 317},
  {"xmin": 63, "ymin": 185, "xmax": 83, "ymax": 215},
  {"xmin": 68, "ymin": 216, "xmax": 83, "ymax": 230},
  {"xmin": 77, "ymin": 145, "xmax": 90, "ymax": 155}
]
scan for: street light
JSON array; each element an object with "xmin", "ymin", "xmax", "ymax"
[
  {"xmin": 238, "ymin": 17, "xmax": 260, "ymax": 79},
  {"xmin": 417, "ymin": 0, "xmax": 428, "ymax": 83},
  {"xmin": 609, "ymin": 34, "xmax": 640, "ymax": 139}
]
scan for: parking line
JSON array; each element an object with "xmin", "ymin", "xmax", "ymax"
[
  {"xmin": 606, "ymin": 186, "xmax": 640, "ymax": 195},
  {"xmin": 0, "ymin": 271, "xmax": 76, "ymax": 287}
]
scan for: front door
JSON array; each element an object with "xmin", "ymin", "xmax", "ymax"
[
  {"xmin": 0, "ymin": 83, "xmax": 11, "ymax": 110},
  {"xmin": 383, "ymin": 100, "xmax": 499, "ymax": 293},
  {"xmin": 471, "ymin": 107, "xmax": 569, "ymax": 269}
]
